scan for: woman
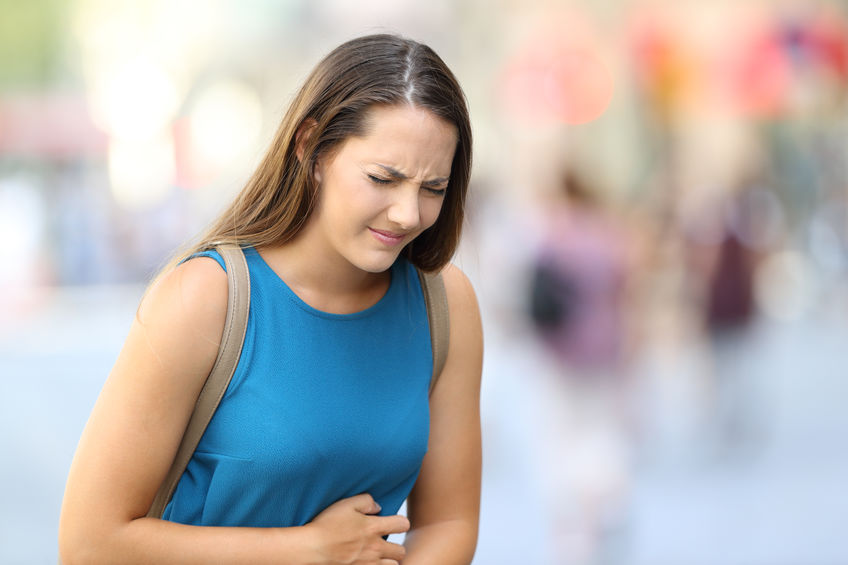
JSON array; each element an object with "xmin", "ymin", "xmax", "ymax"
[{"xmin": 59, "ymin": 34, "xmax": 482, "ymax": 565}]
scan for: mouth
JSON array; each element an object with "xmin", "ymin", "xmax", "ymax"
[{"xmin": 368, "ymin": 227, "xmax": 408, "ymax": 247}]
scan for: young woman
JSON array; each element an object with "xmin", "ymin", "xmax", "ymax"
[{"xmin": 59, "ymin": 34, "xmax": 482, "ymax": 565}]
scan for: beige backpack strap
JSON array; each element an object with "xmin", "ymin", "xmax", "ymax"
[
  {"xmin": 418, "ymin": 269, "xmax": 450, "ymax": 396},
  {"xmin": 147, "ymin": 244, "xmax": 250, "ymax": 518}
]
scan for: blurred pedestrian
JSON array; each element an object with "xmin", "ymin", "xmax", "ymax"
[
  {"xmin": 526, "ymin": 170, "xmax": 636, "ymax": 565},
  {"xmin": 683, "ymin": 181, "xmax": 777, "ymax": 457},
  {"xmin": 528, "ymin": 171, "xmax": 631, "ymax": 376}
]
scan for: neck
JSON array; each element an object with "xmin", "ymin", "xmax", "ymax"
[{"xmin": 257, "ymin": 236, "xmax": 391, "ymax": 315}]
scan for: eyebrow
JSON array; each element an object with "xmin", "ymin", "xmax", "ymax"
[{"xmin": 375, "ymin": 164, "xmax": 450, "ymax": 187}]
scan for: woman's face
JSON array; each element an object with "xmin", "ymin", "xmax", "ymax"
[{"xmin": 308, "ymin": 104, "xmax": 458, "ymax": 274}]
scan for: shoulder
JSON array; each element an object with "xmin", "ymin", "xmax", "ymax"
[
  {"xmin": 438, "ymin": 264, "xmax": 483, "ymax": 371},
  {"xmin": 439, "ymin": 263, "xmax": 480, "ymax": 323},
  {"xmin": 138, "ymin": 255, "xmax": 229, "ymax": 354}
]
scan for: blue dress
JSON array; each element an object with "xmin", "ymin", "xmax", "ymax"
[{"xmin": 163, "ymin": 247, "xmax": 432, "ymax": 527}]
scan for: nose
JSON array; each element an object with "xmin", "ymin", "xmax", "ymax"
[{"xmin": 387, "ymin": 186, "xmax": 421, "ymax": 231}]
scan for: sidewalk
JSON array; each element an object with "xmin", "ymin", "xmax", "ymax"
[{"xmin": 473, "ymin": 307, "xmax": 848, "ymax": 565}]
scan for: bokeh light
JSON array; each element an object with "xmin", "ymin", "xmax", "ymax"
[
  {"xmin": 755, "ymin": 250, "xmax": 817, "ymax": 320},
  {"xmin": 186, "ymin": 78, "xmax": 263, "ymax": 183},
  {"xmin": 502, "ymin": 41, "xmax": 615, "ymax": 125},
  {"xmin": 88, "ymin": 56, "xmax": 180, "ymax": 141},
  {"xmin": 107, "ymin": 133, "xmax": 176, "ymax": 210},
  {"xmin": 0, "ymin": 175, "xmax": 43, "ymax": 286}
]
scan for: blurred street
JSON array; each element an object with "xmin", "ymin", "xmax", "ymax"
[{"xmin": 476, "ymin": 301, "xmax": 848, "ymax": 565}]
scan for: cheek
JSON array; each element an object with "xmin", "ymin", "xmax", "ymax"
[
  {"xmin": 324, "ymin": 178, "xmax": 382, "ymax": 222},
  {"xmin": 420, "ymin": 197, "xmax": 445, "ymax": 230}
]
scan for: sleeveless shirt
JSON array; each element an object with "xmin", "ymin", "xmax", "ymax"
[{"xmin": 162, "ymin": 247, "xmax": 432, "ymax": 527}]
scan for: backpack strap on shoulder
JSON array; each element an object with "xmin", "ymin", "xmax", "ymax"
[
  {"xmin": 147, "ymin": 244, "xmax": 250, "ymax": 518},
  {"xmin": 417, "ymin": 269, "xmax": 450, "ymax": 396}
]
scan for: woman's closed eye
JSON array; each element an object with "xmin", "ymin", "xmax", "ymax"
[
  {"xmin": 422, "ymin": 185, "xmax": 447, "ymax": 196},
  {"xmin": 368, "ymin": 173, "xmax": 446, "ymax": 196},
  {"xmin": 368, "ymin": 174, "xmax": 393, "ymax": 185}
]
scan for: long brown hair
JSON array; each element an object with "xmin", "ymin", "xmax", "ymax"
[{"xmin": 173, "ymin": 33, "xmax": 472, "ymax": 274}]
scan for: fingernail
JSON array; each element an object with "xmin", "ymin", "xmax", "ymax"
[{"xmin": 375, "ymin": 502, "xmax": 382, "ymax": 512}]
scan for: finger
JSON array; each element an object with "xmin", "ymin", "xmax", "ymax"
[
  {"xmin": 379, "ymin": 561, "xmax": 399, "ymax": 565},
  {"xmin": 349, "ymin": 493, "xmax": 381, "ymax": 515},
  {"xmin": 374, "ymin": 514, "xmax": 411, "ymax": 535},
  {"xmin": 379, "ymin": 539, "xmax": 406, "ymax": 562}
]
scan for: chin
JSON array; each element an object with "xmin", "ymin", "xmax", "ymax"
[{"xmin": 351, "ymin": 251, "xmax": 401, "ymax": 274}]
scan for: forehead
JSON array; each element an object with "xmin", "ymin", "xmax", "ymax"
[{"xmin": 337, "ymin": 104, "xmax": 458, "ymax": 172}]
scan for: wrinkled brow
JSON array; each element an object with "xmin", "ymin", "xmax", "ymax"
[{"xmin": 375, "ymin": 164, "xmax": 450, "ymax": 187}]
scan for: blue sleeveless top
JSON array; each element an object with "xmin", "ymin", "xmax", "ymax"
[{"xmin": 162, "ymin": 247, "xmax": 432, "ymax": 527}]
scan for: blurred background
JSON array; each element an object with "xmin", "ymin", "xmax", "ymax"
[{"xmin": 2, "ymin": 0, "xmax": 848, "ymax": 563}]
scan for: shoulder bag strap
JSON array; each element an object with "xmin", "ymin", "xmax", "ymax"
[
  {"xmin": 147, "ymin": 244, "xmax": 250, "ymax": 518},
  {"xmin": 418, "ymin": 269, "xmax": 450, "ymax": 396}
]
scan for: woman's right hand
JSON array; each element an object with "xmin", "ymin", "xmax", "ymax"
[{"xmin": 306, "ymin": 494, "xmax": 410, "ymax": 565}]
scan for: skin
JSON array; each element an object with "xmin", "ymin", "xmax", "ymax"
[{"xmin": 59, "ymin": 104, "xmax": 483, "ymax": 564}]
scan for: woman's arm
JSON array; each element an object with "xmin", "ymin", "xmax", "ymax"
[
  {"xmin": 403, "ymin": 264, "xmax": 483, "ymax": 565},
  {"xmin": 58, "ymin": 258, "xmax": 408, "ymax": 565}
]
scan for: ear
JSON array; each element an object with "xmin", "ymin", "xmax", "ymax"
[{"xmin": 295, "ymin": 118, "xmax": 318, "ymax": 164}]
